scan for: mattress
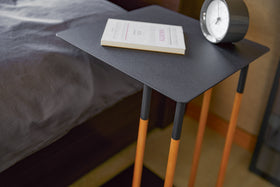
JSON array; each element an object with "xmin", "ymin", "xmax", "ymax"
[{"xmin": 0, "ymin": 0, "xmax": 141, "ymax": 172}]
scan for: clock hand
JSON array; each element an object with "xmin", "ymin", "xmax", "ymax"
[
  {"xmin": 215, "ymin": 0, "xmax": 221, "ymax": 24},
  {"xmin": 215, "ymin": 17, "xmax": 221, "ymax": 24},
  {"xmin": 218, "ymin": 0, "xmax": 220, "ymax": 18}
]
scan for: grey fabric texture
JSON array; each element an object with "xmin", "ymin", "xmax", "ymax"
[{"xmin": 0, "ymin": 0, "xmax": 141, "ymax": 172}]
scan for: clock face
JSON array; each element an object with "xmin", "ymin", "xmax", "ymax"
[
  {"xmin": 202, "ymin": 0, "xmax": 230, "ymax": 42},
  {"xmin": 200, "ymin": 0, "xmax": 249, "ymax": 43}
]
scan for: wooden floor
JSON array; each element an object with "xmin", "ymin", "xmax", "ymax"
[{"xmin": 71, "ymin": 116, "xmax": 274, "ymax": 187}]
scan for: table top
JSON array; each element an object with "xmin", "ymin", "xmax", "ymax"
[{"xmin": 57, "ymin": 5, "xmax": 269, "ymax": 103}]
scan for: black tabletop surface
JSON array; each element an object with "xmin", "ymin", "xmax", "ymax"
[{"xmin": 57, "ymin": 5, "xmax": 269, "ymax": 103}]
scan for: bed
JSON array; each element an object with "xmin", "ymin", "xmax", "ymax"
[{"xmin": 0, "ymin": 0, "xmax": 174, "ymax": 186}]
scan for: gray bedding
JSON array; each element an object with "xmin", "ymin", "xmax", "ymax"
[{"xmin": 0, "ymin": 0, "xmax": 141, "ymax": 172}]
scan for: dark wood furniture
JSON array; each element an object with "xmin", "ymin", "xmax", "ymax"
[{"xmin": 0, "ymin": 90, "xmax": 172, "ymax": 187}]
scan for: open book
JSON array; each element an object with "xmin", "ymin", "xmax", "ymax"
[{"xmin": 101, "ymin": 18, "xmax": 186, "ymax": 55}]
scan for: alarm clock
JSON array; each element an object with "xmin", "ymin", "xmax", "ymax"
[{"xmin": 200, "ymin": 0, "xmax": 249, "ymax": 43}]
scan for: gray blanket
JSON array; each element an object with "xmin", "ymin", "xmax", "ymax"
[{"xmin": 0, "ymin": 0, "xmax": 141, "ymax": 172}]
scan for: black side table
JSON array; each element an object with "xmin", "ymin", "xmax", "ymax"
[{"xmin": 57, "ymin": 5, "xmax": 269, "ymax": 187}]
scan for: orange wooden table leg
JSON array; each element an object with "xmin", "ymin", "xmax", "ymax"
[
  {"xmin": 216, "ymin": 92, "xmax": 242, "ymax": 187},
  {"xmin": 188, "ymin": 88, "xmax": 213, "ymax": 187},
  {"xmin": 132, "ymin": 118, "xmax": 149, "ymax": 187},
  {"xmin": 164, "ymin": 102, "xmax": 186, "ymax": 187},
  {"xmin": 165, "ymin": 138, "xmax": 180, "ymax": 187},
  {"xmin": 132, "ymin": 85, "xmax": 152, "ymax": 187},
  {"xmin": 216, "ymin": 65, "xmax": 249, "ymax": 187}
]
